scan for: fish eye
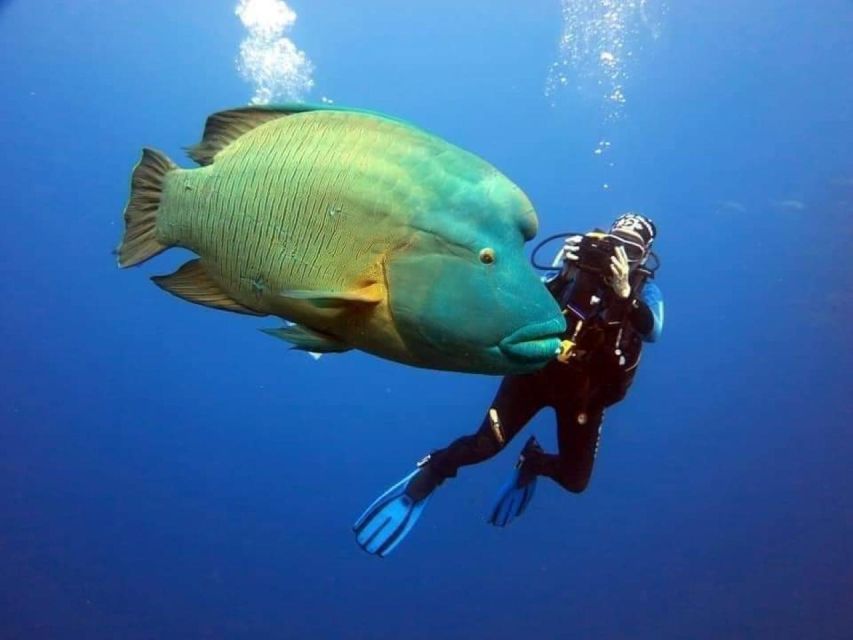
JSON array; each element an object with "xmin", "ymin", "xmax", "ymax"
[{"xmin": 479, "ymin": 248, "xmax": 495, "ymax": 264}]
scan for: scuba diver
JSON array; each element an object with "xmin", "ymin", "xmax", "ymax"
[{"xmin": 353, "ymin": 212, "xmax": 664, "ymax": 557}]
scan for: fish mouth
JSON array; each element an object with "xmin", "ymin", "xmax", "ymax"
[{"xmin": 498, "ymin": 316, "xmax": 566, "ymax": 365}]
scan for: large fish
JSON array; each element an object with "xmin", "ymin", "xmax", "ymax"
[{"xmin": 117, "ymin": 105, "xmax": 565, "ymax": 374}]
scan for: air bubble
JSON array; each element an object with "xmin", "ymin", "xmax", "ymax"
[{"xmin": 236, "ymin": 0, "xmax": 314, "ymax": 104}]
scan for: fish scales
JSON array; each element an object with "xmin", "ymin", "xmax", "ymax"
[
  {"xmin": 316, "ymin": 133, "xmax": 355, "ymax": 284},
  {"xmin": 274, "ymin": 125, "xmax": 308, "ymax": 281},
  {"xmin": 280, "ymin": 122, "xmax": 308, "ymax": 266},
  {"xmin": 214, "ymin": 154, "xmax": 236, "ymax": 277},
  {"xmin": 278, "ymin": 118, "xmax": 318, "ymax": 281},
  {"xmin": 187, "ymin": 116, "xmax": 390, "ymax": 305},
  {"xmin": 231, "ymin": 124, "xmax": 312, "ymax": 297},
  {"xmin": 243, "ymin": 134, "xmax": 279, "ymax": 282},
  {"xmin": 312, "ymin": 119, "xmax": 352, "ymax": 275},
  {"xmin": 167, "ymin": 111, "xmax": 501, "ymax": 314},
  {"xmin": 240, "ymin": 135, "xmax": 281, "ymax": 288},
  {"xmin": 314, "ymin": 127, "xmax": 346, "ymax": 267},
  {"xmin": 288, "ymin": 131, "xmax": 318, "ymax": 282},
  {"xmin": 296, "ymin": 121, "xmax": 332, "ymax": 282},
  {"xmin": 305, "ymin": 143, "xmax": 340, "ymax": 283},
  {"xmin": 225, "ymin": 155, "xmax": 250, "ymax": 289}
]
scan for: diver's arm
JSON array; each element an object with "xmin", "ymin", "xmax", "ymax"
[
  {"xmin": 545, "ymin": 234, "xmax": 582, "ymax": 298},
  {"xmin": 603, "ymin": 280, "xmax": 662, "ymax": 341},
  {"xmin": 628, "ymin": 298, "xmax": 654, "ymax": 336},
  {"xmin": 634, "ymin": 282, "xmax": 664, "ymax": 342}
]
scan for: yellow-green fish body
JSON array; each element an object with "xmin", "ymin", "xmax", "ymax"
[{"xmin": 118, "ymin": 105, "xmax": 565, "ymax": 373}]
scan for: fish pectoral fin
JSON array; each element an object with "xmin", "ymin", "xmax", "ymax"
[
  {"xmin": 261, "ymin": 324, "xmax": 351, "ymax": 353},
  {"xmin": 152, "ymin": 259, "xmax": 265, "ymax": 316},
  {"xmin": 280, "ymin": 284, "xmax": 383, "ymax": 310}
]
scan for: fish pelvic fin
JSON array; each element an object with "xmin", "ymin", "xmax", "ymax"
[
  {"xmin": 116, "ymin": 148, "xmax": 176, "ymax": 268},
  {"xmin": 152, "ymin": 259, "xmax": 267, "ymax": 316},
  {"xmin": 261, "ymin": 324, "xmax": 351, "ymax": 353}
]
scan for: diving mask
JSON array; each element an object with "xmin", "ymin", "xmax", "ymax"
[{"xmin": 608, "ymin": 230, "xmax": 649, "ymax": 265}]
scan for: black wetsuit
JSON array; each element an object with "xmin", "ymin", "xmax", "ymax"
[{"xmin": 421, "ymin": 263, "xmax": 656, "ymax": 495}]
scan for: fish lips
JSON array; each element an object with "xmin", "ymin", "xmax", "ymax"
[{"xmin": 498, "ymin": 316, "xmax": 566, "ymax": 366}]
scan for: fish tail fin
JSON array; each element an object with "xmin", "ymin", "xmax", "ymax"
[{"xmin": 116, "ymin": 148, "xmax": 177, "ymax": 267}]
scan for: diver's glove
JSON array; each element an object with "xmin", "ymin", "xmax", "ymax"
[
  {"xmin": 561, "ymin": 234, "xmax": 583, "ymax": 263},
  {"xmin": 608, "ymin": 245, "xmax": 631, "ymax": 299}
]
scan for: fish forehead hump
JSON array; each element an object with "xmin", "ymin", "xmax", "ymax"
[{"xmin": 219, "ymin": 110, "xmax": 538, "ymax": 241}]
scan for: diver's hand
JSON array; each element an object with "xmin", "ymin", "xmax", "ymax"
[
  {"xmin": 562, "ymin": 235, "xmax": 583, "ymax": 262},
  {"xmin": 608, "ymin": 245, "xmax": 631, "ymax": 298}
]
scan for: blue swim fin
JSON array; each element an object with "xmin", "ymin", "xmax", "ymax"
[
  {"xmin": 353, "ymin": 463, "xmax": 440, "ymax": 557},
  {"xmin": 488, "ymin": 436, "xmax": 541, "ymax": 528}
]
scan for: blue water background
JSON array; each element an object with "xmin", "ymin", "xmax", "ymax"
[{"xmin": 1, "ymin": 1, "xmax": 851, "ymax": 637}]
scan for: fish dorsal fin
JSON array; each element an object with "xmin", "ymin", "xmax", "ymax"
[
  {"xmin": 186, "ymin": 107, "xmax": 292, "ymax": 166},
  {"xmin": 151, "ymin": 259, "xmax": 266, "ymax": 316},
  {"xmin": 186, "ymin": 104, "xmax": 427, "ymax": 166}
]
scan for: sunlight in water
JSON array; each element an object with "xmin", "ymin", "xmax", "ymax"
[
  {"xmin": 546, "ymin": 0, "xmax": 665, "ymax": 161},
  {"xmin": 235, "ymin": 0, "xmax": 314, "ymax": 104}
]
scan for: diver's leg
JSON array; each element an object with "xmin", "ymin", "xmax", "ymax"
[
  {"xmin": 354, "ymin": 372, "xmax": 547, "ymax": 554},
  {"xmin": 521, "ymin": 382, "xmax": 606, "ymax": 494},
  {"xmin": 425, "ymin": 372, "xmax": 548, "ymax": 482},
  {"xmin": 553, "ymin": 403, "xmax": 605, "ymax": 493}
]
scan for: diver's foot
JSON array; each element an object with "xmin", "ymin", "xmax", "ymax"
[
  {"xmin": 353, "ymin": 461, "xmax": 443, "ymax": 557},
  {"xmin": 487, "ymin": 436, "xmax": 541, "ymax": 528}
]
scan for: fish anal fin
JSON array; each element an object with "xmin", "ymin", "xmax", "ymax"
[{"xmin": 152, "ymin": 259, "xmax": 266, "ymax": 316}]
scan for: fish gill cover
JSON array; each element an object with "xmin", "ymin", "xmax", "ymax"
[{"xmin": 235, "ymin": 0, "xmax": 314, "ymax": 104}]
